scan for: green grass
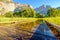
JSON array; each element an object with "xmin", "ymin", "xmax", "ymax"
[
  {"xmin": 0, "ymin": 17, "xmax": 60, "ymax": 26},
  {"xmin": 0, "ymin": 17, "xmax": 39, "ymax": 23},
  {"xmin": 44, "ymin": 17, "xmax": 60, "ymax": 25}
]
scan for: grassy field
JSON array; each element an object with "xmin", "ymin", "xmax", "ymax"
[
  {"xmin": 0, "ymin": 17, "xmax": 60, "ymax": 25},
  {"xmin": 44, "ymin": 17, "xmax": 60, "ymax": 25},
  {"xmin": 0, "ymin": 17, "xmax": 39, "ymax": 23}
]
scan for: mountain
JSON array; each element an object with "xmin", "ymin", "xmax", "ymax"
[
  {"xmin": 0, "ymin": 0, "xmax": 33, "ymax": 15},
  {"xmin": 35, "ymin": 5, "xmax": 51, "ymax": 15}
]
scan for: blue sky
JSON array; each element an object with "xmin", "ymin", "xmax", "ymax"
[{"xmin": 13, "ymin": 0, "xmax": 60, "ymax": 8}]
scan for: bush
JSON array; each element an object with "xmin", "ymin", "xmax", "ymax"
[
  {"xmin": 36, "ymin": 13, "xmax": 44, "ymax": 18},
  {"xmin": 4, "ymin": 11, "xmax": 13, "ymax": 17}
]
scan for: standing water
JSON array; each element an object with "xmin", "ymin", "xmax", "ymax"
[{"xmin": 30, "ymin": 22, "xmax": 58, "ymax": 40}]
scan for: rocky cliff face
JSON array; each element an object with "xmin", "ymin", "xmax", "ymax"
[
  {"xmin": 0, "ymin": 0, "xmax": 33, "ymax": 15},
  {"xmin": 0, "ymin": 2, "xmax": 15, "ymax": 15}
]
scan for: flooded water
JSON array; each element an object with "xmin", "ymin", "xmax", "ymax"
[
  {"xmin": 0, "ymin": 20, "xmax": 58, "ymax": 40},
  {"xmin": 30, "ymin": 22, "xmax": 57, "ymax": 40}
]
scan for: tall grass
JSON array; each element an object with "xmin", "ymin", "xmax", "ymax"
[
  {"xmin": 44, "ymin": 17, "xmax": 60, "ymax": 25},
  {"xmin": 0, "ymin": 17, "xmax": 38, "ymax": 23}
]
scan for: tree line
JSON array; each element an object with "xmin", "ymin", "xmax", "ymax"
[
  {"xmin": 3, "ymin": 7, "xmax": 44, "ymax": 18},
  {"xmin": 46, "ymin": 8, "xmax": 60, "ymax": 17},
  {"xmin": 3, "ymin": 8, "xmax": 60, "ymax": 18}
]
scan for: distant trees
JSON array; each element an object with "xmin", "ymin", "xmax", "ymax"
[
  {"xmin": 13, "ymin": 7, "xmax": 37, "ymax": 17},
  {"xmin": 36, "ymin": 13, "xmax": 44, "ymax": 18},
  {"xmin": 46, "ymin": 8, "xmax": 60, "ymax": 17},
  {"xmin": 13, "ymin": 8, "xmax": 45, "ymax": 18},
  {"xmin": 3, "ymin": 8, "xmax": 45, "ymax": 18},
  {"xmin": 3, "ymin": 7, "xmax": 45, "ymax": 18}
]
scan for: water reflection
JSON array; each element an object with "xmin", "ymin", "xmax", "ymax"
[
  {"xmin": 0, "ymin": 19, "xmax": 58, "ymax": 40},
  {"xmin": 30, "ymin": 22, "xmax": 57, "ymax": 40}
]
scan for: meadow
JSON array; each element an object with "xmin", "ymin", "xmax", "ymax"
[
  {"xmin": 44, "ymin": 17, "xmax": 60, "ymax": 25},
  {"xmin": 0, "ymin": 17, "xmax": 39, "ymax": 23},
  {"xmin": 0, "ymin": 17, "xmax": 60, "ymax": 25}
]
